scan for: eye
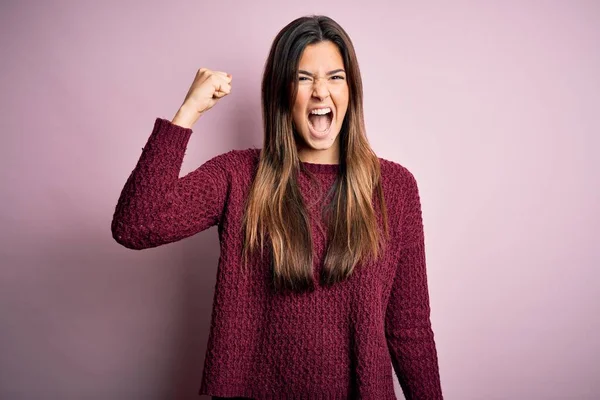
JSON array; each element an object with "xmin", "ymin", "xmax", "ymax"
[
  {"xmin": 332, "ymin": 75, "xmax": 344, "ymax": 80},
  {"xmin": 298, "ymin": 76, "xmax": 310, "ymax": 81}
]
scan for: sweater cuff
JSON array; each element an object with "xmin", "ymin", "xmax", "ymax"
[{"xmin": 150, "ymin": 117, "xmax": 193, "ymax": 148}]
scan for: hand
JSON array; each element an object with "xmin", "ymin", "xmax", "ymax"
[{"xmin": 172, "ymin": 68, "xmax": 232, "ymax": 128}]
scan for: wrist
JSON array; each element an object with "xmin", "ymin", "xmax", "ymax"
[{"xmin": 171, "ymin": 105, "xmax": 200, "ymax": 129}]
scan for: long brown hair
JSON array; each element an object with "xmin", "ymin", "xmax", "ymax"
[{"xmin": 241, "ymin": 15, "xmax": 389, "ymax": 293}]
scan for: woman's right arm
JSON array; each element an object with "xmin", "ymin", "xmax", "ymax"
[
  {"xmin": 111, "ymin": 68, "xmax": 233, "ymax": 250},
  {"xmin": 111, "ymin": 117, "xmax": 229, "ymax": 249}
]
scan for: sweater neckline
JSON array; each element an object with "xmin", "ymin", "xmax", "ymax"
[{"xmin": 300, "ymin": 160, "xmax": 339, "ymax": 174}]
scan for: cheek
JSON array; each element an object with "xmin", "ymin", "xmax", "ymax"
[
  {"xmin": 295, "ymin": 91, "xmax": 309, "ymax": 107},
  {"xmin": 292, "ymin": 93, "xmax": 310, "ymax": 124},
  {"xmin": 292, "ymin": 106, "xmax": 305, "ymax": 125},
  {"xmin": 332, "ymin": 88, "xmax": 349, "ymax": 110}
]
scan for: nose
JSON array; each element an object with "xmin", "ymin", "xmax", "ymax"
[{"xmin": 311, "ymin": 77, "xmax": 330, "ymax": 100}]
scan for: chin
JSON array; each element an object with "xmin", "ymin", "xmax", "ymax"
[
  {"xmin": 304, "ymin": 131, "xmax": 339, "ymax": 148},
  {"xmin": 299, "ymin": 128, "xmax": 341, "ymax": 158}
]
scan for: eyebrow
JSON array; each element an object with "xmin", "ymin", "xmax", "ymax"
[{"xmin": 298, "ymin": 69, "xmax": 346, "ymax": 77}]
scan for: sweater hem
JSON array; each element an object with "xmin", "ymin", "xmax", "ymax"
[{"xmin": 198, "ymin": 383, "xmax": 398, "ymax": 400}]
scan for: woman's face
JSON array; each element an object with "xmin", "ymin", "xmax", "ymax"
[{"xmin": 291, "ymin": 40, "xmax": 349, "ymax": 164}]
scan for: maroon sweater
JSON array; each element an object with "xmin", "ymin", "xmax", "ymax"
[{"xmin": 111, "ymin": 118, "xmax": 443, "ymax": 399}]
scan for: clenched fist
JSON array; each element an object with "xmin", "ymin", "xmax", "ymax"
[{"xmin": 172, "ymin": 68, "xmax": 232, "ymax": 128}]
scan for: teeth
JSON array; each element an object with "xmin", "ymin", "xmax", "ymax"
[{"xmin": 309, "ymin": 107, "xmax": 331, "ymax": 115}]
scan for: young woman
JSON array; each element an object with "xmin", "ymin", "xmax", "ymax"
[{"xmin": 112, "ymin": 15, "xmax": 443, "ymax": 400}]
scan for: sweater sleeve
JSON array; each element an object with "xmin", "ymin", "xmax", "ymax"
[
  {"xmin": 384, "ymin": 170, "xmax": 443, "ymax": 399},
  {"xmin": 111, "ymin": 117, "xmax": 229, "ymax": 250}
]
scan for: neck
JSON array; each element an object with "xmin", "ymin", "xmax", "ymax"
[{"xmin": 296, "ymin": 141, "xmax": 340, "ymax": 165}]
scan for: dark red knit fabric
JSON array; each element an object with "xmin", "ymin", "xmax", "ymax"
[{"xmin": 111, "ymin": 117, "xmax": 443, "ymax": 399}]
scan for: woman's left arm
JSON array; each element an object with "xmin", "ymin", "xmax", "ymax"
[{"xmin": 385, "ymin": 170, "xmax": 443, "ymax": 400}]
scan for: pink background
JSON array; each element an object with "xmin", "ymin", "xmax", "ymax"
[{"xmin": 1, "ymin": 1, "xmax": 599, "ymax": 399}]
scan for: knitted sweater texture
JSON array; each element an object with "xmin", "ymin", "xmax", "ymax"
[{"xmin": 111, "ymin": 117, "xmax": 443, "ymax": 399}]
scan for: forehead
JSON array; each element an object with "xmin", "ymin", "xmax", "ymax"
[{"xmin": 298, "ymin": 41, "xmax": 344, "ymax": 70}]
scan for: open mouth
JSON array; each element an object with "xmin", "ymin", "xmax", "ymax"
[{"xmin": 307, "ymin": 107, "xmax": 334, "ymax": 135}]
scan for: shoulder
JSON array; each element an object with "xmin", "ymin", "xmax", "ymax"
[
  {"xmin": 377, "ymin": 157, "xmax": 423, "ymax": 218},
  {"xmin": 203, "ymin": 147, "xmax": 261, "ymax": 176},
  {"xmin": 377, "ymin": 156, "xmax": 419, "ymax": 191},
  {"xmin": 377, "ymin": 158, "xmax": 425, "ymax": 243}
]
